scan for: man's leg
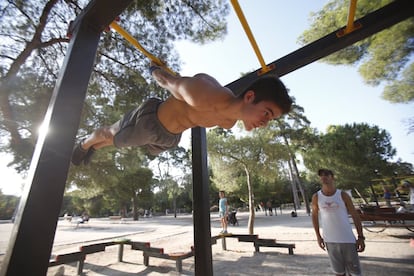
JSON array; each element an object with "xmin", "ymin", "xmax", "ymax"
[
  {"xmin": 342, "ymin": 243, "xmax": 362, "ymax": 276},
  {"xmin": 223, "ymin": 215, "xmax": 228, "ymax": 233},
  {"xmin": 72, "ymin": 123, "xmax": 119, "ymax": 165},
  {"xmin": 81, "ymin": 124, "xmax": 118, "ymax": 150},
  {"xmin": 325, "ymin": 243, "xmax": 346, "ymax": 276}
]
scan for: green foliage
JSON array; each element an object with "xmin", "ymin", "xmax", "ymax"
[
  {"xmin": 382, "ymin": 62, "xmax": 414, "ymax": 103},
  {"xmin": 0, "ymin": 0, "xmax": 230, "ymax": 173},
  {"xmin": 302, "ymin": 123, "xmax": 396, "ymax": 190},
  {"xmin": 207, "ymin": 125, "xmax": 291, "ymax": 205},
  {"xmin": 298, "ymin": 0, "xmax": 414, "ymax": 106},
  {"xmin": 114, "ymin": 167, "xmax": 153, "ymax": 203},
  {"xmin": 0, "ymin": 191, "xmax": 19, "ymax": 220}
]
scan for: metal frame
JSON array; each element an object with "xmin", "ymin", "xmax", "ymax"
[
  {"xmin": 1, "ymin": 0, "xmax": 412, "ymax": 275},
  {"xmin": 227, "ymin": 0, "xmax": 414, "ymax": 95},
  {"xmin": 0, "ymin": 1, "xmax": 133, "ymax": 275}
]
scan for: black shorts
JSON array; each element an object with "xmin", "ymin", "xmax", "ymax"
[{"xmin": 113, "ymin": 98, "xmax": 182, "ymax": 155}]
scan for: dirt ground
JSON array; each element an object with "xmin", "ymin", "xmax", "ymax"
[{"xmin": 1, "ymin": 209, "xmax": 413, "ymax": 275}]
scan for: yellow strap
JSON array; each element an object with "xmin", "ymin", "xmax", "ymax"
[
  {"xmin": 110, "ymin": 21, "xmax": 176, "ymax": 75},
  {"xmin": 230, "ymin": 0, "xmax": 271, "ymax": 74}
]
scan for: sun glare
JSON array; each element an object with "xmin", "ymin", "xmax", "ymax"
[{"xmin": 37, "ymin": 121, "xmax": 50, "ymax": 138}]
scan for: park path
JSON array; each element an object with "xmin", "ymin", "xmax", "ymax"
[{"xmin": 1, "ymin": 210, "xmax": 413, "ymax": 275}]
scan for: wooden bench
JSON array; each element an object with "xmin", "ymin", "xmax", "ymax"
[
  {"xmin": 143, "ymin": 247, "xmax": 194, "ymax": 272},
  {"xmin": 108, "ymin": 215, "xmax": 124, "ymax": 223},
  {"xmin": 49, "ymin": 251, "xmax": 85, "ymax": 275},
  {"xmin": 254, "ymin": 238, "xmax": 295, "ymax": 255},
  {"xmin": 212, "ymin": 234, "xmax": 295, "ymax": 255},
  {"xmin": 49, "ymin": 240, "xmax": 130, "ymax": 275},
  {"xmin": 358, "ymin": 207, "xmax": 414, "ymax": 221},
  {"xmin": 50, "ymin": 239, "xmax": 193, "ymax": 273}
]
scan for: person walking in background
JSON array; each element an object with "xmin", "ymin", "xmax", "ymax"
[
  {"xmin": 266, "ymin": 200, "xmax": 273, "ymax": 216},
  {"xmin": 218, "ymin": 191, "xmax": 229, "ymax": 234},
  {"xmin": 383, "ymin": 187, "xmax": 392, "ymax": 207},
  {"xmin": 312, "ymin": 169, "xmax": 365, "ymax": 276}
]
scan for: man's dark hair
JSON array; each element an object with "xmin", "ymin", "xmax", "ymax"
[
  {"xmin": 240, "ymin": 75, "xmax": 293, "ymax": 114},
  {"xmin": 318, "ymin": 169, "xmax": 334, "ymax": 177}
]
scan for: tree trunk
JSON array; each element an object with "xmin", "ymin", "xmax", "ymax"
[
  {"xmin": 287, "ymin": 161, "xmax": 300, "ymax": 211},
  {"xmin": 279, "ymin": 124, "xmax": 311, "ymax": 214},
  {"xmin": 173, "ymin": 197, "xmax": 177, "ymax": 218},
  {"xmin": 290, "ymin": 158, "xmax": 311, "ymax": 215},
  {"xmin": 132, "ymin": 196, "xmax": 139, "ymax": 221},
  {"xmin": 354, "ymin": 188, "xmax": 369, "ymax": 205},
  {"xmin": 243, "ymin": 164, "xmax": 255, "ymax": 234}
]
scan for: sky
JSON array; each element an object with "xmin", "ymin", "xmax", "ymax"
[{"xmin": 1, "ymin": 0, "xmax": 413, "ymax": 196}]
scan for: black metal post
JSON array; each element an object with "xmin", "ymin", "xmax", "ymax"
[
  {"xmin": 0, "ymin": 1, "xmax": 133, "ymax": 275},
  {"xmin": 192, "ymin": 127, "xmax": 213, "ymax": 276},
  {"xmin": 0, "ymin": 22, "xmax": 101, "ymax": 276}
]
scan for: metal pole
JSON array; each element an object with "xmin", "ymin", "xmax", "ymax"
[
  {"xmin": 0, "ymin": 1, "xmax": 133, "ymax": 275},
  {"xmin": 192, "ymin": 127, "xmax": 213, "ymax": 276},
  {"xmin": 0, "ymin": 21, "xmax": 101, "ymax": 276}
]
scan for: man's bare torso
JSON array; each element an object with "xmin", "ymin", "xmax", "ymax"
[{"xmin": 157, "ymin": 94, "xmax": 237, "ymax": 134}]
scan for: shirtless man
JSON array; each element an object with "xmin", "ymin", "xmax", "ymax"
[{"xmin": 71, "ymin": 63, "xmax": 292, "ymax": 165}]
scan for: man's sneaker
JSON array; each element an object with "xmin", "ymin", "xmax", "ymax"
[
  {"xmin": 71, "ymin": 141, "xmax": 89, "ymax": 166},
  {"xmin": 82, "ymin": 147, "xmax": 96, "ymax": 165},
  {"xmin": 222, "ymin": 230, "xmax": 228, "ymax": 234}
]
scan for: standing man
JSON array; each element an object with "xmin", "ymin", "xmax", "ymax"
[
  {"xmin": 218, "ymin": 191, "xmax": 229, "ymax": 234},
  {"xmin": 312, "ymin": 169, "xmax": 365, "ymax": 276}
]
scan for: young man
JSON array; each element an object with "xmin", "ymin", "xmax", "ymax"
[
  {"xmin": 218, "ymin": 191, "xmax": 229, "ymax": 234},
  {"xmin": 312, "ymin": 169, "xmax": 365, "ymax": 276},
  {"xmin": 72, "ymin": 63, "xmax": 292, "ymax": 165}
]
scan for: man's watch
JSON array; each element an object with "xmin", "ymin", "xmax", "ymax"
[{"xmin": 358, "ymin": 235, "xmax": 365, "ymax": 241}]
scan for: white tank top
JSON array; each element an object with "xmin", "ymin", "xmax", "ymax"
[{"xmin": 317, "ymin": 189, "xmax": 356, "ymax": 243}]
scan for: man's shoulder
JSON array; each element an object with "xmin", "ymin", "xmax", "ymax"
[{"xmin": 312, "ymin": 191, "xmax": 320, "ymax": 201}]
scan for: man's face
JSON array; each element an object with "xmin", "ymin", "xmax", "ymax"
[
  {"xmin": 319, "ymin": 172, "xmax": 334, "ymax": 185},
  {"xmin": 241, "ymin": 91, "xmax": 283, "ymax": 131}
]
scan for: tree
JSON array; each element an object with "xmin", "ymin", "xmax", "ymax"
[
  {"xmin": 0, "ymin": 0, "xmax": 230, "ymax": 180},
  {"xmin": 299, "ymin": 0, "xmax": 413, "ymax": 102},
  {"xmin": 151, "ymin": 146, "xmax": 191, "ymax": 216},
  {"xmin": 0, "ymin": 190, "xmax": 19, "ymax": 220},
  {"xmin": 273, "ymin": 103, "xmax": 313, "ymax": 213},
  {"xmin": 302, "ymin": 123, "xmax": 396, "ymax": 194},
  {"xmin": 207, "ymin": 127, "xmax": 289, "ymax": 234},
  {"xmin": 115, "ymin": 167, "xmax": 154, "ymax": 220},
  {"xmin": 298, "ymin": 0, "xmax": 414, "ymax": 130}
]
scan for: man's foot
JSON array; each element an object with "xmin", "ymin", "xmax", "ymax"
[
  {"xmin": 71, "ymin": 141, "xmax": 94, "ymax": 165},
  {"xmin": 83, "ymin": 147, "xmax": 95, "ymax": 165}
]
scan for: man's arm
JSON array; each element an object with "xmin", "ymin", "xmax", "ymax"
[
  {"xmin": 150, "ymin": 65, "xmax": 185, "ymax": 101},
  {"xmin": 225, "ymin": 199, "xmax": 229, "ymax": 215},
  {"xmin": 341, "ymin": 191, "xmax": 365, "ymax": 252},
  {"xmin": 311, "ymin": 193, "xmax": 325, "ymax": 250},
  {"xmin": 151, "ymin": 64, "xmax": 233, "ymax": 108}
]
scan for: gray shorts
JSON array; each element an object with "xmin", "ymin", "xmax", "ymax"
[
  {"xmin": 113, "ymin": 98, "xmax": 182, "ymax": 155},
  {"xmin": 325, "ymin": 242, "xmax": 362, "ymax": 276}
]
